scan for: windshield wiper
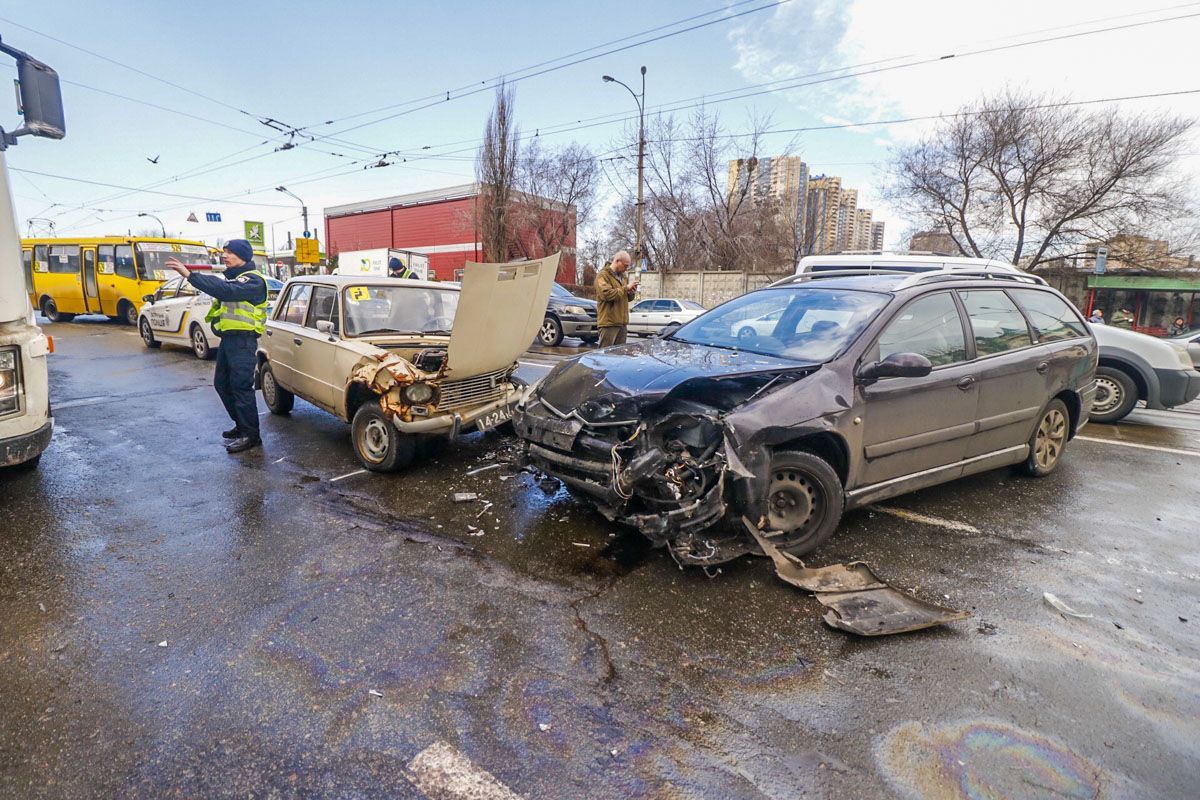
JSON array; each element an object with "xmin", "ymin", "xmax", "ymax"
[{"xmin": 353, "ymin": 328, "xmax": 423, "ymax": 336}]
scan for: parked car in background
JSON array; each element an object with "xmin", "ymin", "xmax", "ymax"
[
  {"xmin": 628, "ymin": 298, "xmax": 706, "ymax": 336},
  {"xmin": 258, "ymin": 258, "xmax": 555, "ymax": 471},
  {"xmin": 138, "ymin": 271, "xmax": 283, "ymax": 359},
  {"xmin": 517, "ymin": 269, "xmax": 1097, "ymax": 561},
  {"xmin": 538, "ymin": 283, "xmax": 598, "ymax": 346},
  {"xmin": 794, "ymin": 253, "xmax": 1200, "ymax": 423}
]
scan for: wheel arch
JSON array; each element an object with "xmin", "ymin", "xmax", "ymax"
[
  {"xmin": 1053, "ymin": 389, "xmax": 1082, "ymax": 439},
  {"xmin": 345, "ymin": 381, "xmax": 380, "ymax": 422},
  {"xmin": 772, "ymin": 431, "xmax": 850, "ymax": 487},
  {"xmin": 1098, "ymin": 353, "xmax": 1153, "ymax": 404}
]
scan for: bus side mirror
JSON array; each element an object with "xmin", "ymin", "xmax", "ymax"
[{"xmin": 1, "ymin": 40, "xmax": 66, "ymax": 144}]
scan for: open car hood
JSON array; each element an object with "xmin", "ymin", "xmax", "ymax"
[{"xmin": 446, "ymin": 253, "xmax": 558, "ymax": 377}]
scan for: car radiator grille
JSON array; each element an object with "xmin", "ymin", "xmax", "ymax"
[{"xmin": 439, "ymin": 369, "xmax": 508, "ymax": 410}]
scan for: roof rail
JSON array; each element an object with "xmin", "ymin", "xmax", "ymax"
[
  {"xmin": 895, "ymin": 269, "xmax": 1048, "ymax": 289},
  {"xmin": 768, "ymin": 269, "xmax": 910, "ymax": 287}
]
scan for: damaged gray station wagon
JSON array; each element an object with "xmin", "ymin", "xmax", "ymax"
[{"xmin": 515, "ymin": 270, "xmax": 1098, "ymax": 563}]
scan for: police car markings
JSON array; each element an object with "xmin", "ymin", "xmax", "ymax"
[{"xmin": 329, "ymin": 469, "xmax": 368, "ymax": 483}]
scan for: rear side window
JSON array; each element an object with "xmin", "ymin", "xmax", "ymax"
[
  {"xmin": 959, "ymin": 290, "xmax": 1033, "ymax": 355},
  {"xmin": 877, "ymin": 292, "xmax": 968, "ymax": 367},
  {"xmin": 280, "ymin": 284, "xmax": 312, "ymax": 324},
  {"xmin": 1011, "ymin": 289, "xmax": 1087, "ymax": 342}
]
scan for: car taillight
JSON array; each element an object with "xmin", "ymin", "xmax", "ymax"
[{"xmin": 0, "ymin": 347, "xmax": 19, "ymax": 415}]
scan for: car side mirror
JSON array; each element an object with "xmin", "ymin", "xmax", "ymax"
[
  {"xmin": 142, "ymin": 294, "xmax": 154, "ymax": 304},
  {"xmin": 316, "ymin": 319, "xmax": 336, "ymax": 339},
  {"xmin": 858, "ymin": 352, "xmax": 933, "ymax": 381}
]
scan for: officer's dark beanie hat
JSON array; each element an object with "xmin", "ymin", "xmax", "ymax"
[
  {"xmin": 389, "ymin": 257, "xmax": 402, "ymax": 269},
  {"xmin": 224, "ymin": 239, "xmax": 254, "ymax": 263}
]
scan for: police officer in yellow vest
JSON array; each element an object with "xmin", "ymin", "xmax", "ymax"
[{"xmin": 166, "ymin": 239, "xmax": 268, "ymax": 453}]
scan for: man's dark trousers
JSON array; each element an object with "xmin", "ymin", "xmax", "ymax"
[{"xmin": 214, "ymin": 333, "xmax": 260, "ymax": 441}]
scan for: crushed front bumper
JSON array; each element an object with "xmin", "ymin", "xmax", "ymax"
[{"xmin": 395, "ymin": 389, "xmax": 520, "ymax": 437}]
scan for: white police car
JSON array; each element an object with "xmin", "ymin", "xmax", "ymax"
[{"xmin": 138, "ymin": 272, "xmax": 282, "ymax": 359}]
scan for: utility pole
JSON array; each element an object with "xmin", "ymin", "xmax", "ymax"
[
  {"xmin": 603, "ymin": 66, "xmax": 647, "ymax": 268},
  {"xmin": 138, "ymin": 212, "xmax": 166, "ymax": 237}
]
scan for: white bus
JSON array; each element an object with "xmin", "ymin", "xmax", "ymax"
[{"xmin": 0, "ymin": 39, "xmax": 65, "ymax": 470}]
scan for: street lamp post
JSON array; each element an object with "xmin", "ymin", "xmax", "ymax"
[
  {"xmin": 603, "ymin": 66, "xmax": 646, "ymax": 268},
  {"xmin": 275, "ymin": 186, "xmax": 309, "ymax": 239},
  {"xmin": 138, "ymin": 212, "xmax": 166, "ymax": 238}
]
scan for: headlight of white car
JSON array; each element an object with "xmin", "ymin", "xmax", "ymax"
[
  {"xmin": 1174, "ymin": 345, "xmax": 1194, "ymax": 369},
  {"xmin": 402, "ymin": 382, "xmax": 436, "ymax": 405}
]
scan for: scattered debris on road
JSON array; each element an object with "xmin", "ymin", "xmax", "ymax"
[
  {"xmin": 452, "ymin": 492, "xmax": 478, "ymax": 503},
  {"xmin": 466, "ymin": 463, "xmax": 501, "ymax": 476},
  {"xmin": 746, "ymin": 520, "xmax": 969, "ymax": 636},
  {"xmin": 369, "ymin": 689, "xmax": 384, "ymax": 698},
  {"xmin": 1043, "ymin": 592, "xmax": 1093, "ymax": 619}
]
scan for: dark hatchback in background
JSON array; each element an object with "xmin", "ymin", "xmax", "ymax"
[
  {"xmin": 538, "ymin": 283, "xmax": 598, "ymax": 346},
  {"xmin": 516, "ymin": 270, "xmax": 1098, "ymax": 562}
]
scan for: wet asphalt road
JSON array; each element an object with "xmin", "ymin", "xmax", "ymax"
[{"xmin": 1, "ymin": 318, "xmax": 1198, "ymax": 799}]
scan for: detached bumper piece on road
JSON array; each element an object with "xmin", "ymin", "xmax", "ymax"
[{"xmin": 746, "ymin": 520, "xmax": 970, "ymax": 636}]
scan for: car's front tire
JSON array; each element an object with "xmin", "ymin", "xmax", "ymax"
[
  {"xmin": 139, "ymin": 318, "xmax": 161, "ymax": 349},
  {"xmin": 260, "ymin": 363, "xmax": 294, "ymax": 415},
  {"xmin": 1019, "ymin": 398, "xmax": 1070, "ymax": 477},
  {"xmin": 757, "ymin": 450, "xmax": 844, "ymax": 556},
  {"xmin": 351, "ymin": 403, "xmax": 415, "ymax": 472},
  {"xmin": 1091, "ymin": 366, "xmax": 1138, "ymax": 423},
  {"xmin": 538, "ymin": 316, "xmax": 564, "ymax": 347},
  {"xmin": 189, "ymin": 324, "xmax": 214, "ymax": 360}
]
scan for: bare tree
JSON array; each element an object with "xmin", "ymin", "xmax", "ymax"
[
  {"xmin": 887, "ymin": 89, "xmax": 1195, "ymax": 270},
  {"xmin": 510, "ymin": 139, "xmax": 598, "ymax": 264},
  {"xmin": 475, "ymin": 83, "xmax": 519, "ymax": 262}
]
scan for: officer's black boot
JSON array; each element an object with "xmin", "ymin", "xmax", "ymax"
[
  {"xmin": 222, "ymin": 427, "xmax": 240, "ymax": 439},
  {"xmin": 225, "ymin": 436, "xmax": 261, "ymax": 454}
]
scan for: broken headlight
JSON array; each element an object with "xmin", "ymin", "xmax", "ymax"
[
  {"xmin": 402, "ymin": 382, "xmax": 436, "ymax": 405},
  {"xmin": 0, "ymin": 347, "xmax": 19, "ymax": 416},
  {"xmin": 578, "ymin": 397, "xmax": 617, "ymax": 421}
]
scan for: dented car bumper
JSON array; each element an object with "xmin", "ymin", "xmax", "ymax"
[{"xmin": 395, "ymin": 388, "xmax": 520, "ymax": 436}]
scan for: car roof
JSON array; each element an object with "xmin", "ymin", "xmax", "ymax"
[
  {"xmin": 766, "ymin": 271, "xmax": 1054, "ymax": 293},
  {"xmin": 283, "ymin": 275, "xmax": 457, "ymax": 291},
  {"xmin": 797, "ymin": 253, "xmax": 1018, "ymax": 272}
]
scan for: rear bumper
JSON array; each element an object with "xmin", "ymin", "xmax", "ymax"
[
  {"xmin": 1153, "ymin": 367, "xmax": 1200, "ymax": 409},
  {"xmin": 1, "ymin": 419, "xmax": 53, "ymax": 467}
]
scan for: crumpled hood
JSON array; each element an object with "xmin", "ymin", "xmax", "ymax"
[{"xmin": 536, "ymin": 337, "xmax": 815, "ymax": 414}]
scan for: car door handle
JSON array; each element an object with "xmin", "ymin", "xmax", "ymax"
[
  {"xmin": 957, "ymin": 376, "xmax": 977, "ymax": 391},
  {"xmin": 1036, "ymin": 361, "xmax": 1050, "ymax": 374},
  {"xmin": 293, "ymin": 338, "xmax": 303, "ymax": 346}
]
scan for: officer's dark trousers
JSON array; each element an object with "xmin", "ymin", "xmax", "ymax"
[{"xmin": 213, "ymin": 333, "xmax": 260, "ymax": 440}]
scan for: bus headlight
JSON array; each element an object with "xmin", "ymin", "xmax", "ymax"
[
  {"xmin": 402, "ymin": 382, "xmax": 436, "ymax": 405},
  {"xmin": 0, "ymin": 347, "xmax": 19, "ymax": 415}
]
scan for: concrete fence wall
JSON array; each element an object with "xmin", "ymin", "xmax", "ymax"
[{"xmin": 637, "ymin": 271, "xmax": 789, "ymax": 308}]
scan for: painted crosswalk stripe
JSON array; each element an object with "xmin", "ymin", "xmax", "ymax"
[
  {"xmin": 405, "ymin": 741, "xmax": 523, "ymax": 800},
  {"xmin": 872, "ymin": 506, "xmax": 981, "ymax": 533},
  {"xmin": 1075, "ymin": 436, "xmax": 1200, "ymax": 458}
]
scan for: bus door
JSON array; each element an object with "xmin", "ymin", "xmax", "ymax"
[
  {"xmin": 81, "ymin": 246, "xmax": 101, "ymax": 313},
  {"xmin": 96, "ymin": 245, "xmax": 120, "ymax": 316},
  {"xmin": 47, "ymin": 244, "xmax": 86, "ymax": 314}
]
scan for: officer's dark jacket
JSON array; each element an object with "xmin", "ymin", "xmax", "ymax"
[{"xmin": 187, "ymin": 263, "xmax": 268, "ymax": 336}]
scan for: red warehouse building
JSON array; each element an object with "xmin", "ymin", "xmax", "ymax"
[{"xmin": 323, "ymin": 182, "xmax": 577, "ymax": 282}]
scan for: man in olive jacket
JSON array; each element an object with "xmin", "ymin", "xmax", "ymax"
[{"xmin": 595, "ymin": 250, "xmax": 639, "ymax": 346}]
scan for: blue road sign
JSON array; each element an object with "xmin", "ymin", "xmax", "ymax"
[{"xmin": 205, "ymin": 212, "xmax": 222, "ymax": 222}]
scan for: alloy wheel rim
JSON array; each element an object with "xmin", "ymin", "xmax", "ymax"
[
  {"xmin": 767, "ymin": 469, "xmax": 818, "ymax": 532},
  {"xmin": 193, "ymin": 329, "xmax": 206, "ymax": 355},
  {"xmin": 1035, "ymin": 409, "xmax": 1068, "ymax": 469},
  {"xmin": 1093, "ymin": 376, "xmax": 1122, "ymax": 413},
  {"xmin": 361, "ymin": 418, "xmax": 390, "ymax": 462},
  {"xmin": 539, "ymin": 320, "xmax": 557, "ymax": 343},
  {"xmin": 140, "ymin": 321, "xmax": 152, "ymax": 344}
]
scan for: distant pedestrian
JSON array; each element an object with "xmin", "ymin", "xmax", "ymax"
[
  {"xmin": 1088, "ymin": 309, "xmax": 1105, "ymax": 325},
  {"xmin": 388, "ymin": 257, "xmax": 416, "ymax": 279},
  {"xmin": 165, "ymin": 239, "xmax": 268, "ymax": 453},
  {"xmin": 595, "ymin": 249, "xmax": 639, "ymax": 347},
  {"xmin": 1168, "ymin": 316, "xmax": 1189, "ymax": 336},
  {"xmin": 1111, "ymin": 308, "xmax": 1134, "ymax": 329}
]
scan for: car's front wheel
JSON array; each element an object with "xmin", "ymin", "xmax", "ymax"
[
  {"xmin": 1019, "ymin": 398, "xmax": 1070, "ymax": 477},
  {"xmin": 757, "ymin": 450, "xmax": 844, "ymax": 556},
  {"xmin": 190, "ymin": 324, "xmax": 214, "ymax": 360},
  {"xmin": 1091, "ymin": 366, "xmax": 1138, "ymax": 423},
  {"xmin": 351, "ymin": 403, "xmax": 415, "ymax": 472},
  {"xmin": 260, "ymin": 363, "xmax": 294, "ymax": 415},
  {"xmin": 139, "ymin": 318, "xmax": 161, "ymax": 349},
  {"xmin": 538, "ymin": 316, "xmax": 564, "ymax": 347}
]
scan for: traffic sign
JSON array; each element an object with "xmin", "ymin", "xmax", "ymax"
[
  {"xmin": 295, "ymin": 237, "xmax": 320, "ymax": 264},
  {"xmin": 206, "ymin": 212, "xmax": 222, "ymax": 222}
]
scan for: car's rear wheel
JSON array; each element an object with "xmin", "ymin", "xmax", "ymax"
[
  {"xmin": 1091, "ymin": 366, "xmax": 1138, "ymax": 423},
  {"xmin": 118, "ymin": 300, "xmax": 138, "ymax": 326},
  {"xmin": 351, "ymin": 403, "xmax": 415, "ymax": 472},
  {"xmin": 1019, "ymin": 399, "xmax": 1070, "ymax": 477},
  {"xmin": 538, "ymin": 316, "xmax": 564, "ymax": 347},
  {"xmin": 260, "ymin": 363, "xmax": 294, "ymax": 415},
  {"xmin": 41, "ymin": 297, "xmax": 74, "ymax": 323},
  {"xmin": 190, "ymin": 324, "xmax": 214, "ymax": 360},
  {"xmin": 139, "ymin": 318, "xmax": 161, "ymax": 348},
  {"xmin": 759, "ymin": 450, "xmax": 844, "ymax": 556}
]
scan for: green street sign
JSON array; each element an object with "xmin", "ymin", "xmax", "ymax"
[{"xmin": 243, "ymin": 220, "xmax": 265, "ymax": 248}]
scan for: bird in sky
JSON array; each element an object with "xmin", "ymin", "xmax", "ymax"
[{"xmin": 146, "ymin": 155, "xmax": 160, "ymax": 164}]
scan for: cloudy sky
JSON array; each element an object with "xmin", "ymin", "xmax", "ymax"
[{"xmin": 3, "ymin": 0, "xmax": 1197, "ymax": 252}]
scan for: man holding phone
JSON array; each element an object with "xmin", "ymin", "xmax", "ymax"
[{"xmin": 595, "ymin": 249, "xmax": 639, "ymax": 347}]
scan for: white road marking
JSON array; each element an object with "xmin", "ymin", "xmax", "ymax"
[
  {"xmin": 405, "ymin": 741, "xmax": 523, "ymax": 800},
  {"xmin": 872, "ymin": 506, "xmax": 981, "ymax": 534},
  {"xmin": 1075, "ymin": 435, "xmax": 1200, "ymax": 458},
  {"xmin": 329, "ymin": 469, "xmax": 367, "ymax": 483}
]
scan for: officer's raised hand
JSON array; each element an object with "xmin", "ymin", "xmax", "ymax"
[{"xmin": 164, "ymin": 257, "xmax": 190, "ymax": 277}]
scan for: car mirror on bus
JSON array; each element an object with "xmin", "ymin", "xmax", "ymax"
[{"xmin": 857, "ymin": 352, "xmax": 933, "ymax": 381}]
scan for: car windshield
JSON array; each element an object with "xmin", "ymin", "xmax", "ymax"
[
  {"xmin": 550, "ymin": 283, "xmax": 574, "ymax": 299},
  {"xmin": 672, "ymin": 286, "xmax": 889, "ymax": 362},
  {"xmin": 135, "ymin": 243, "xmax": 211, "ymax": 281},
  {"xmin": 342, "ymin": 285, "xmax": 461, "ymax": 336}
]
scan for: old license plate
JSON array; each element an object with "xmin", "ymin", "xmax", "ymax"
[{"xmin": 476, "ymin": 407, "xmax": 513, "ymax": 432}]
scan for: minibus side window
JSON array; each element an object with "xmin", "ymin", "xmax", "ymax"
[
  {"xmin": 33, "ymin": 245, "xmax": 48, "ymax": 272},
  {"xmin": 48, "ymin": 245, "xmax": 80, "ymax": 274},
  {"xmin": 97, "ymin": 245, "xmax": 116, "ymax": 275},
  {"xmin": 114, "ymin": 245, "xmax": 136, "ymax": 280}
]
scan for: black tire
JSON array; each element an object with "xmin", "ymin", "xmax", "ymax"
[
  {"xmin": 580, "ymin": 335, "xmax": 598, "ymax": 345},
  {"xmin": 41, "ymin": 297, "xmax": 74, "ymax": 323},
  {"xmin": 1091, "ymin": 366, "xmax": 1138, "ymax": 424},
  {"xmin": 351, "ymin": 403, "xmax": 415, "ymax": 472},
  {"xmin": 757, "ymin": 450, "xmax": 844, "ymax": 557},
  {"xmin": 260, "ymin": 363, "xmax": 294, "ymax": 415},
  {"xmin": 139, "ymin": 318, "xmax": 161, "ymax": 349},
  {"xmin": 737, "ymin": 326, "xmax": 757, "ymax": 343},
  {"xmin": 538, "ymin": 316, "xmax": 564, "ymax": 347},
  {"xmin": 1019, "ymin": 399, "xmax": 1070, "ymax": 477},
  {"xmin": 190, "ymin": 324, "xmax": 214, "ymax": 360},
  {"xmin": 118, "ymin": 300, "xmax": 138, "ymax": 326}
]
